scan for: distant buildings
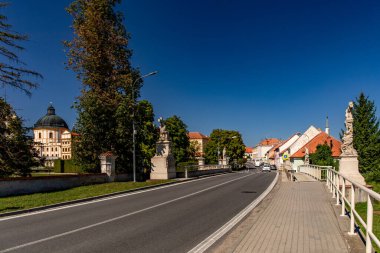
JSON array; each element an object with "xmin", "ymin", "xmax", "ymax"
[
  {"xmin": 33, "ymin": 104, "xmax": 77, "ymax": 167},
  {"xmin": 266, "ymin": 122, "xmax": 342, "ymax": 170},
  {"xmin": 188, "ymin": 132, "xmax": 209, "ymax": 157},
  {"xmin": 255, "ymin": 138, "xmax": 281, "ymax": 160}
]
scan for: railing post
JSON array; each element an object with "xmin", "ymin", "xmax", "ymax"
[
  {"xmin": 336, "ymin": 174, "xmax": 340, "ymax": 205},
  {"xmin": 332, "ymin": 172, "xmax": 336, "ymax": 197},
  {"xmin": 341, "ymin": 177, "xmax": 346, "ymax": 216},
  {"xmin": 366, "ymin": 195, "xmax": 374, "ymax": 253},
  {"xmin": 349, "ymin": 184, "xmax": 356, "ymax": 235}
]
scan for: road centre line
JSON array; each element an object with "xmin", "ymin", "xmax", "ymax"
[
  {"xmin": 0, "ymin": 172, "xmax": 233, "ymax": 222},
  {"xmin": 0, "ymin": 173, "xmax": 254, "ymax": 253}
]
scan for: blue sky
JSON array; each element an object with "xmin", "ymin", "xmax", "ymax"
[{"xmin": 3, "ymin": 0, "xmax": 380, "ymax": 146}]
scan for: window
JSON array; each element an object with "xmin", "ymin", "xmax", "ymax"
[
  {"xmin": 49, "ymin": 132, "xmax": 53, "ymax": 139},
  {"xmin": 55, "ymin": 147, "xmax": 57, "ymax": 151},
  {"xmin": 38, "ymin": 133, "xmax": 41, "ymax": 139}
]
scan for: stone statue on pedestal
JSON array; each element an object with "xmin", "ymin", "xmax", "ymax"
[
  {"xmin": 304, "ymin": 147, "xmax": 310, "ymax": 165},
  {"xmin": 341, "ymin": 102, "xmax": 357, "ymax": 156},
  {"xmin": 150, "ymin": 117, "xmax": 176, "ymax": 179},
  {"xmin": 158, "ymin": 117, "xmax": 169, "ymax": 141},
  {"xmin": 339, "ymin": 101, "xmax": 365, "ymax": 186}
]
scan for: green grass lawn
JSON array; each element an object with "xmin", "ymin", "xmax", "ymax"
[{"xmin": 0, "ymin": 180, "xmax": 172, "ymax": 214}]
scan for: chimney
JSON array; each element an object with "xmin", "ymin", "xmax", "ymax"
[{"xmin": 325, "ymin": 116, "xmax": 330, "ymax": 135}]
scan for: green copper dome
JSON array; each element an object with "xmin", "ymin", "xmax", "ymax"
[{"xmin": 34, "ymin": 104, "xmax": 69, "ymax": 129}]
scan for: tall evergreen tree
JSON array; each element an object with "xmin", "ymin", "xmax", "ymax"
[
  {"xmin": 0, "ymin": 2, "xmax": 41, "ymax": 96},
  {"xmin": 65, "ymin": 0, "xmax": 141, "ymax": 172},
  {"xmin": 352, "ymin": 92, "xmax": 380, "ymax": 180},
  {"xmin": 0, "ymin": 98, "xmax": 37, "ymax": 177},
  {"xmin": 164, "ymin": 115, "xmax": 190, "ymax": 164}
]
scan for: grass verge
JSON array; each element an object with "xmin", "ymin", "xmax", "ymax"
[
  {"xmin": 355, "ymin": 181, "xmax": 380, "ymax": 252},
  {"xmin": 0, "ymin": 180, "xmax": 173, "ymax": 214}
]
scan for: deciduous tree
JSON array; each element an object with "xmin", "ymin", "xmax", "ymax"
[
  {"xmin": 204, "ymin": 129, "xmax": 245, "ymax": 165},
  {"xmin": 0, "ymin": 98, "xmax": 37, "ymax": 177},
  {"xmin": 163, "ymin": 115, "xmax": 190, "ymax": 164},
  {"xmin": 65, "ymin": 0, "xmax": 141, "ymax": 172},
  {"xmin": 309, "ymin": 144, "xmax": 336, "ymax": 167}
]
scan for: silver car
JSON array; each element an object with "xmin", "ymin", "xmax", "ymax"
[{"xmin": 262, "ymin": 163, "xmax": 271, "ymax": 172}]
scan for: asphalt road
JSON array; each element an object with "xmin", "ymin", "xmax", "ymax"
[{"xmin": 0, "ymin": 170, "xmax": 276, "ymax": 253}]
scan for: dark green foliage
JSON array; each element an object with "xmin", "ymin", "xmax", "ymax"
[
  {"xmin": 66, "ymin": 0, "xmax": 148, "ymax": 173},
  {"xmin": 163, "ymin": 115, "xmax": 190, "ymax": 164},
  {"xmin": 0, "ymin": 98, "xmax": 38, "ymax": 177},
  {"xmin": 53, "ymin": 159, "xmax": 83, "ymax": 173},
  {"xmin": 0, "ymin": 3, "xmax": 41, "ymax": 96},
  {"xmin": 134, "ymin": 100, "xmax": 158, "ymax": 177},
  {"xmin": 309, "ymin": 144, "xmax": 337, "ymax": 167},
  {"xmin": 204, "ymin": 129, "xmax": 245, "ymax": 165},
  {"xmin": 352, "ymin": 93, "xmax": 380, "ymax": 180}
]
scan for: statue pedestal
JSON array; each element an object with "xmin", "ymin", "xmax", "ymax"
[
  {"xmin": 150, "ymin": 141, "xmax": 176, "ymax": 180},
  {"xmin": 339, "ymin": 155, "xmax": 365, "ymax": 185}
]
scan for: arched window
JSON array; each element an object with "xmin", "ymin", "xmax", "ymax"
[
  {"xmin": 49, "ymin": 132, "xmax": 53, "ymax": 139},
  {"xmin": 38, "ymin": 132, "xmax": 41, "ymax": 139}
]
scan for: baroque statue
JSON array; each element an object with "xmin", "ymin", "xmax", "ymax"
[
  {"xmin": 158, "ymin": 117, "xmax": 169, "ymax": 141},
  {"xmin": 341, "ymin": 102, "xmax": 357, "ymax": 156}
]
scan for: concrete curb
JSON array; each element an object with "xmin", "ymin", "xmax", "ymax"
[
  {"xmin": 0, "ymin": 171, "xmax": 232, "ymax": 218},
  {"xmin": 188, "ymin": 171, "xmax": 279, "ymax": 253}
]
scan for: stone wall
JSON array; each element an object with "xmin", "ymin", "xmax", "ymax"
[{"xmin": 0, "ymin": 173, "xmax": 130, "ymax": 197}]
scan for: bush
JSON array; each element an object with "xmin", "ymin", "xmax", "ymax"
[{"xmin": 54, "ymin": 159, "xmax": 83, "ymax": 173}]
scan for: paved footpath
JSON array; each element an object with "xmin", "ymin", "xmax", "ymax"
[{"xmin": 209, "ymin": 172, "xmax": 361, "ymax": 253}]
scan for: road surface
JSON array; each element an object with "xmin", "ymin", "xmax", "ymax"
[{"xmin": 0, "ymin": 170, "xmax": 276, "ymax": 253}]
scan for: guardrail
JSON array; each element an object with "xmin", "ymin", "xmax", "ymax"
[{"xmin": 299, "ymin": 165, "xmax": 380, "ymax": 253}]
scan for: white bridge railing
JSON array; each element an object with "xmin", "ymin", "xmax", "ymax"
[
  {"xmin": 299, "ymin": 165, "xmax": 380, "ymax": 253},
  {"xmin": 298, "ymin": 164, "xmax": 330, "ymax": 181}
]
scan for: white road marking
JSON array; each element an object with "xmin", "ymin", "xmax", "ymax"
[
  {"xmin": 0, "ymin": 173, "xmax": 254, "ymax": 253},
  {"xmin": 188, "ymin": 171, "xmax": 279, "ymax": 253},
  {"xmin": 0, "ymin": 173, "xmax": 232, "ymax": 222}
]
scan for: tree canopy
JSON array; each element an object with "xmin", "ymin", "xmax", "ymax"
[
  {"xmin": 309, "ymin": 144, "xmax": 336, "ymax": 167},
  {"xmin": 0, "ymin": 2, "xmax": 41, "ymax": 96},
  {"xmin": 204, "ymin": 129, "xmax": 245, "ymax": 165},
  {"xmin": 163, "ymin": 115, "xmax": 190, "ymax": 164},
  {"xmin": 0, "ymin": 98, "xmax": 38, "ymax": 177},
  {"xmin": 66, "ymin": 0, "xmax": 144, "ymax": 173}
]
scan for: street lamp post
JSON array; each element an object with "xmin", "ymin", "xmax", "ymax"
[{"xmin": 132, "ymin": 71, "xmax": 158, "ymax": 182}]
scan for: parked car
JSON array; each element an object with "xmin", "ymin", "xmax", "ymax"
[
  {"xmin": 270, "ymin": 164, "xmax": 277, "ymax": 170},
  {"xmin": 262, "ymin": 163, "xmax": 271, "ymax": 172},
  {"xmin": 254, "ymin": 159, "xmax": 262, "ymax": 167}
]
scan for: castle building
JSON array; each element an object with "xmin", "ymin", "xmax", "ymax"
[{"xmin": 33, "ymin": 104, "xmax": 75, "ymax": 167}]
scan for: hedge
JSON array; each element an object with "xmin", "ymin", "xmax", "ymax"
[{"xmin": 53, "ymin": 159, "xmax": 83, "ymax": 173}]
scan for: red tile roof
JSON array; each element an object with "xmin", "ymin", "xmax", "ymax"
[
  {"xmin": 290, "ymin": 132, "xmax": 341, "ymax": 158},
  {"xmin": 245, "ymin": 147, "xmax": 253, "ymax": 153},
  {"xmin": 259, "ymin": 138, "xmax": 281, "ymax": 146},
  {"xmin": 188, "ymin": 132, "xmax": 209, "ymax": 139}
]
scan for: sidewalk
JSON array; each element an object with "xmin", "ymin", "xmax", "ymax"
[{"xmin": 209, "ymin": 173, "xmax": 364, "ymax": 253}]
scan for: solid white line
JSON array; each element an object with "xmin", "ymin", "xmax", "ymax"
[
  {"xmin": 0, "ymin": 172, "xmax": 232, "ymax": 222},
  {"xmin": 187, "ymin": 171, "xmax": 279, "ymax": 253},
  {"xmin": 0, "ymin": 173, "xmax": 254, "ymax": 253}
]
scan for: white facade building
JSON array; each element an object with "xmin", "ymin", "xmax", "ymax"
[{"xmin": 33, "ymin": 105, "xmax": 71, "ymax": 167}]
